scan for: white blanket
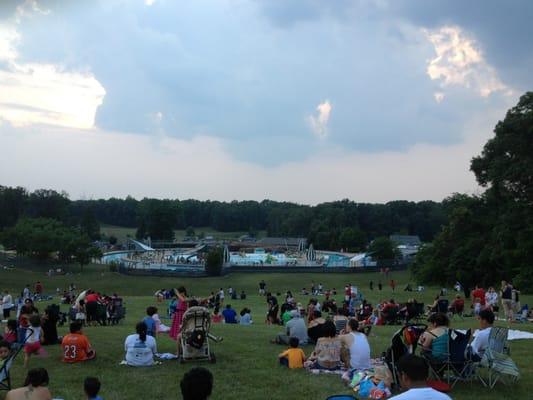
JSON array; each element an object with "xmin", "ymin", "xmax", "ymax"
[{"xmin": 473, "ymin": 328, "xmax": 533, "ymax": 340}]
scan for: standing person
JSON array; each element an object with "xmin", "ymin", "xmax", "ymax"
[
  {"xmin": 485, "ymin": 287, "xmax": 498, "ymax": 312},
  {"xmin": 218, "ymin": 288, "xmax": 225, "ymax": 306},
  {"xmin": 5, "ymin": 368, "xmax": 52, "ymax": 400},
  {"xmin": 259, "ymin": 280, "xmax": 266, "ymax": 296},
  {"xmin": 378, "ymin": 282, "xmax": 383, "ymax": 291},
  {"xmin": 22, "ymin": 285, "xmax": 31, "ymax": 300},
  {"xmin": 266, "ymin": 293, "xmax": 279, "ymax": 325},
  {"xmin": 369, "ymin": 281, "xmax": 374, "ymax": 291},
  {"xmin": 2, "ymin": 290, "xmax": 13, "ymax": 318},
  {"xmin": 500, "ymin": 280, "xmax": 513, "ymax": 324},
  {"xmin": 124, "ymin": 322, "xmax": 157, "ymax": 367},
  {"xmin": 344, "ymin": 285, "xmax": 351, "ymax": 302},
  {"xmin": 390, "ymin": 279, "xmax": 396, "ymax": 292},
  {"xmin": 389, "ymin": 355, "xmax": 451, "ymax": 400},
  {"xmin": 84, "ymin": 290, "xmax": 99, "ymax": 326},
  {"xmin": 34, "ymin": 282, "xmax": 43, "ymax": 298},
  {"xmin": 511, "ymin": 285, "xmax": 521, "ymax": 313},
  {"xmin": 169, "ymin": 287, "xmax": 188, "ymax": 340},
  {"xmin": 24, "ymin": 315, "xmax": 44, "ymax": 368}
]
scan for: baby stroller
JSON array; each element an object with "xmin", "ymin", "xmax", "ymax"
[
  {"xmin": 384, "ymin": 324, "xmax": 427, "ymax": 388},
  {"xmin": 179, "ymin": 306, "xmax": 222, "ymax": 363}
]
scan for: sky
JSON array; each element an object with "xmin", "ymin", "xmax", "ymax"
[{"xmin": 0, "ymin": 0, "xmax": 532, "ymax": 204}]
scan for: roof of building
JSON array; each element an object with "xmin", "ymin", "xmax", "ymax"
[{"xmin": 389, "ymin": 235, "xmax": 421, "ymax": 246}]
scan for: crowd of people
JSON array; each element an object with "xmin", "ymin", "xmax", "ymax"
[{"xmin": 0, "ymin": 276, "xmax": 526, "ymax": 399}]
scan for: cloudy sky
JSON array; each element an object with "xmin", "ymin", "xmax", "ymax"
[{"xmin": 0, "ymin": 0, "xmax": 531, "ymax": 204}]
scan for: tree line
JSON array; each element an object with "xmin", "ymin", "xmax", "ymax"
[
  {"xmin": 412, "ymin": 92, "xmax": 533, "ymax": 292},
  {"xmin": 0, "ymin": 186, "xmax": 447, "ymax": 251}
]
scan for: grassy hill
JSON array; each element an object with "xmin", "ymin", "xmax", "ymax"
[{"xmin": 0, "ymin": 265, "xmax": 531, "ymax": 400}]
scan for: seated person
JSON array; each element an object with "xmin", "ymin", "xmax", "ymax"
[
  {"xmin": 221, "ymin": 305, "xmax": 237, "ymax": 324},
  {"xmin": 305, "ymin": 320, "xmax": 342, "ymax": 370},
  {"xmin": 449, "ymin": 295, "xmax": 465, "ymax": 315},
  {"xmin": 0, "ymin": 340, "xmax": 10, "ymax": 362},
  {"xmin": 339, "ymin": 319, "xmax": 371, "ymax": 370},
  {"xmin": 84, "ymin": 377, "xmax": 102, "ymax": 400},
  {"xmin": 278, "ymin": 337, "xmax": 306, "ymax": 369},
  {"xmin": 274, "ymin": 310, "xmax": 308, "ymax": 345},
  {"xmin": 281, "ymin": 307, "xmax": 293, "ymax": 326},
  {"xmin": 307, "ymin": 311, "xmax": 326, "ymax": 344},
  {"xmin": 390, "ymin": 354, "xmax": 451, "ymax": 400},
  {"xmin": 180, "ymin": 367, "xmax": 213, "ymax": 400},
  {"xmin": 61, "ymin": 322, "xmax": 96, "ymax": 363},
  {"xmin": 5, "ymin": 368, "xmax": 52, "ymax": 400},
  {"xmin": 211, "ymin": 307, "xmax": 223, "ymax": 323},
  {"xmin": 124, "ymin": 321, "xmax": 157, "ymax": 367},
  {"xmin": 143, "ymin": 306, "xmax": 157, "ymax": 337},
  {"xmin": 3, "ymin": 320, "xmax": 17, "ymax": 346},
  {"xmin": 469, "ymin": 309, "xmax": 494, "ymax": 361},
  {"xmin": 418, "ymin": 313, "xmax": 449, "ymax": 362},
  {"xmin": 239, "ymin": 308, "xmax": 253, "ymax": 325},
  {"xmin": 240, "ymin": 290, "xmax": 246, "ymax": 300}
]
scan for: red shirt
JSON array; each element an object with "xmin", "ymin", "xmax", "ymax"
[
  {"xmin": 472, "ymin": 288, "xmax": 486, "ymax": 305},
  {"xmin": 85, "ymin": 294, "xmax": 99, "ymax": 303}
]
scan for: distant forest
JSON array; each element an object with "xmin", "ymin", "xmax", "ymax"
[{"xmin": 0, "ymin": 186, "xmax": 448, "ymax": 251}]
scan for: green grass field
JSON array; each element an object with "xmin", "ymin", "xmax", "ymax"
[
  {"xmin": 1, "ymin": 265, "xmax": 532, "ymax": 400},
  {"xmin": 100, "ymin": 225, "xmax": 266, "ymax": 243}
]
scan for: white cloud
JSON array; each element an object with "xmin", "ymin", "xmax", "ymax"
[
  {"xmin": 308, "ymin": 100, "xmax": 332, "ymax": 139},
  {"xmin": 434, "ymin": 92, "xmax": 445, "ymax": 103},
  {"xmin": 425, "ymin": 26, "xmax": 509, "ymax": 97},
  {"xmin": 144, "ymin": 0, "xmax": 156, "ymax": 6},
  {"xmin": 0, "ymin": 7, "xmax": 105, "ymax": 129},
  {"xmin": 0, "ymin": 112, "xmax": 497, "ymax": 204}
]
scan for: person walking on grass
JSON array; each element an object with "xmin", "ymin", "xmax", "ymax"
[{"xmin": 24, "ymin": 315, "xmax": 45, "ymax": 368}]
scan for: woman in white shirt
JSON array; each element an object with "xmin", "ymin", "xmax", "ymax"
[
  {"xmin": 124, "ymin": 322, "xmax": 157, "ymax": 367},
  {"xmin": 2, "ymin": 290, "xmax": 13, "ymax": 318}
]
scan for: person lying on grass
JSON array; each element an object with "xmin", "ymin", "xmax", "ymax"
[
  {"xmin": 62, "ymin": 321, "xmax": 96, "ymax": 363},
  {"xmin": 5, "ymin": 368, "xmax": 52, "ymax": 400}
]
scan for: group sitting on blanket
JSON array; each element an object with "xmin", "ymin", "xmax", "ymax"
[{"xmin": 276, "ymin": 318, "xmax": 371, "ymax": 371}]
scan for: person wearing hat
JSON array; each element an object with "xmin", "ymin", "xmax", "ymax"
[{"xmin": 272, "ymin": 310, "xmax": 308, "ymax": 345}]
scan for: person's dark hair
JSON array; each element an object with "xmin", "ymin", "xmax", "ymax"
[
  {"xmin": 289, "ymin": 337, "xmax": 299, "ymax": 348},
  {"xmin": 7, "ymin": 319, "xmax": 17, "ymax": 331},
  {"xmin": 189, "ymin": 299, "xmax": 199, "ymax": 307},
  {"xmin": 180, "ymin": 367, "xmax": 213, "ymax": 400},
  {"xmin": 313, "ymin": 310, "xmax": 322, "ymax": 319},
  {"xmin": 0, "ymin": 340, "xmax": 10, "ymax": 350},
  {"xmin": 146, "ymin": 306, "xmax": 157, "ymax": 316},
  {"xmin": 84, "ymin": 376, "xmax": 101, "ymax": 398},
  {"xmin": 136, "ymin": 321, "xmax": 148, "ymax": 342},
  {"xmin": 29, "ymin": 315, "xmax": 41, "ymax": 328},
  {"xmin": 429, "ymin": 312, "xmax": 449, "ymax": 327},
  {"xmin": 226, "ymin": 304, "xmax": 232, "ymax": 309},
  {"xmin": 239, "ymin": 308, "xmax": 250, "ymax": 317},
  {"xmin": 213, "ymin": 307, "xmax": 219, "ymax": 315},
  {"xmin": 479, "ymin": 309, "xmax": 495, "ymax": 325},
  {"xmin": 70, "ymin": 321, "xmax": 82, "ymax": 333},
  {"xmin": 323, "ymin": 320, "xmax": 337, "ymax": 338},
  {"xmin": 348, "ymin": 319, "xmax": 359, "ymax": 331},
  {"xmin": 24, "ymin": 368, "xmax": 49, "ymax": 387},
  {"xmin": 177, "ymin": 286, "xmax": 187, "ymax": 295},
  {"xmin": 397, "ymin": 354, "xmax": 429, "ymax": 382}
]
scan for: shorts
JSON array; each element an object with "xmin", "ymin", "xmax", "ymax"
[{"xmin": 24, "ymin": 341, "xmax": 41, "ymax": 354}]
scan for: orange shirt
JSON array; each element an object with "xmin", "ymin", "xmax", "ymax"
[
  {"xmin": 62, "ymin": 333, "xmax": 91, "ymax": 363},
  {"xmin": 279, "ymin": 348, "xmax": 305, "ymax": 369}
]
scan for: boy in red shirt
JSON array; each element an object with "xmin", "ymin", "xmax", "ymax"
[{"xmin": 61, "ymin": 322, "xmax": 96, "ymax": 363}]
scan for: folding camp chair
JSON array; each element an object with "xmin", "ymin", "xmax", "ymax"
[
  {"xmin": 446, "ymin": 329, "xmax": 472, "ymax": 386},
  {"xmin": 0, "ymin": 343, "xmax": 25, "ymax": 391},
  {"xmin": 436, "ymin": 299, "xmax": 449, "ymax": 314},
  {"xmin": 477, "ymin": 327, "xmax": 519, "ymax": 388}
]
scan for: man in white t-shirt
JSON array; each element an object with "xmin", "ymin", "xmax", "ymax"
[
  {"xmin": 390, "ymin": 354, "xmax": 451, "ymax": 400},
  {"xmin": 470, "ymin": 309, "xmax": 494, "ymax": 360},
  {"xmin": 339, "ymin": 319, "xmax": 371, "ymax": 370},
  {"xmin": 2, "ymin": 290, "xmax": 13, "ymax": 318}
]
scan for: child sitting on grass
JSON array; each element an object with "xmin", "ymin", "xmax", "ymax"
[
  {"xmin": 143, "ymin": 307, "xmax": 157, "ymax": 337},
  {"xmin": 0, "ymin": 340, "xmax": 10, "ymax": 362},
  {"xmin": 3, "ymin": 320, "xmax": 17, "ymax": 345},
  {"xmin": 84, "ymin": 377, "xmax": 103, "ymax": 400},
  {"xmin": 24, "ymin": 315, "xmax": 44, "ymax": 368},
  {"xmin": 278, "ymin": 337, "xmax": 306, "ymax": 369}
]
